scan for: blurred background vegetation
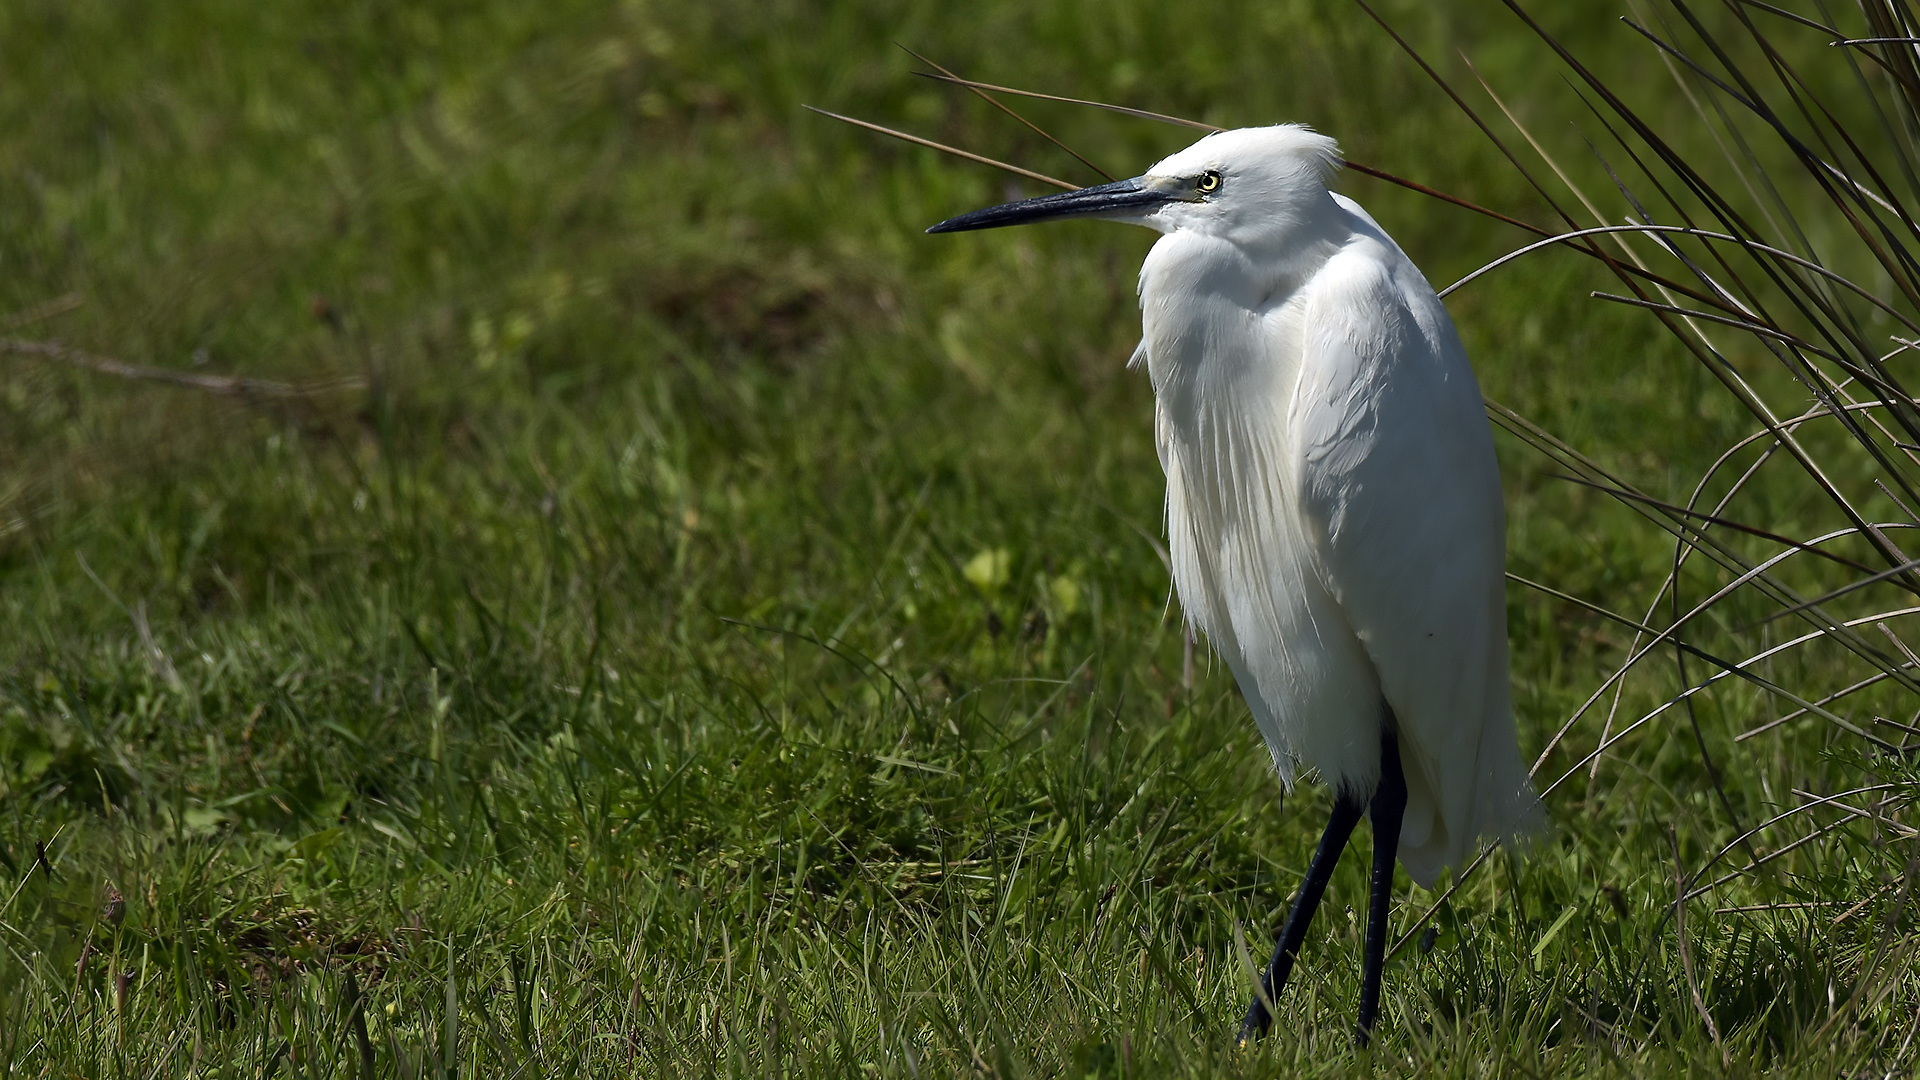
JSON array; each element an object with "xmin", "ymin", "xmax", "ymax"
[{"xmin": 0, "ymin": 0, "xmax": 1911, "ymax": 1074}]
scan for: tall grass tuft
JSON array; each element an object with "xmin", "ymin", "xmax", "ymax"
[
  {"xmin": 1445, "ymin": 0, "xmax": 1920, "ymax": 1032},
  {"xmin": 1395, "ymin": 0, "xmax": 1920, "ymax": 1057},
  {"xmin": 1361, "ymin": 0, "xmax": 1920, "ymax": 1055}
]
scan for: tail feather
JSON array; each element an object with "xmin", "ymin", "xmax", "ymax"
[{"xmin": 1396, "ymin": 704, "xmax": 1544, "ymax": 889}]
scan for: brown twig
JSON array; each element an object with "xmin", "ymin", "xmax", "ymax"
[
  {"xmin": 901, "ymin": 48, "xmax": 1116, "ymax": 182},
  {"xmin": 1, "ymin": 293, "xmax": 84, "ymax": 329},
  {"xmin": 1, "ymin": 338, "xmax": 364, "ymax": 399},
  {"xmin": 801, "ymin": 106, "xmax": 1078, "ymax": 191},
  {"xmin": 908, "ymin": 71, "xmax": 1552, "ymax": 237},
  {"xmin": 907, "ymin": 73, "xmax": 1221, "ymax": 132}
]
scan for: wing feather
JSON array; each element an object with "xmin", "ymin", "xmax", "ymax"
[{"xmin": 1290, "ymin": 226, "xmax": 1544, "ymax": 885}]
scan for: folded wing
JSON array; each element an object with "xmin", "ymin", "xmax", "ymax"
[{"xmin": 1290, "ymin": 222, "xmax": 1544, "ymax": 886}]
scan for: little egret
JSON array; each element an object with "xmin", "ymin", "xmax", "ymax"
[{"xmin": 928, "ymin": 125, "xmax": 1544, "ymax": 1045}]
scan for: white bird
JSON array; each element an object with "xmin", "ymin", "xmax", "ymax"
[{"xmin": 929, "ymin": 125, "xmax": 1544, "ymax": 1045}]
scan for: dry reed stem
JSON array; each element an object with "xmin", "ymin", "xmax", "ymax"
[{"xmin": 1, "ymin": 338, "xmax": 363, "ymax": 400}]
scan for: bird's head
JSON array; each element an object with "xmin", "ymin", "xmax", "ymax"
[{"xmin": 926, "ymin": 124, "xmax": 1341, "ymax": 247}]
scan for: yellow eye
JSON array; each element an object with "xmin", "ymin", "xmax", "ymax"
[{"xmin": 1196, "ymin": 170, "xmax": 1222, "ymax": 194}]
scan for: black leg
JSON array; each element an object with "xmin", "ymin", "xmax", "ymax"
[
  {"xmin": 1237, "ymin": 787, "xmax": 1365, "ymax": 1046},
  {"xmin": 1356, "ymin": 728, "xmax": 1408, "ymax": 1046}
]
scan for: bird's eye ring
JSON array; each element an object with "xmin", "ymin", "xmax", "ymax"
[{"xmin": 1196, "ymin": 170, "xmax": 1222, "ymax": 194}]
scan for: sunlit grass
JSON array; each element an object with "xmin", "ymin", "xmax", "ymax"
[{"xmin": 0, "ymin": 0, "xmax": 1912, "ymax": 1074}]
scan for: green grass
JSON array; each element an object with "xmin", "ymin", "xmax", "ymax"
[{"xmin": 0, "ymin": 0, "xmax": 1913, "ymax": 1074}]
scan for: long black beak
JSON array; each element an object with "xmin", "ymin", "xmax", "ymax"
[{"xmin": 926, "ymin": 175, "xmax": 1179, "ymax": 234}]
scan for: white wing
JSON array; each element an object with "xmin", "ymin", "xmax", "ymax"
[{"xmin": 1290, "ymin": 211, "xmax": 1543, "ymax": 885}]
